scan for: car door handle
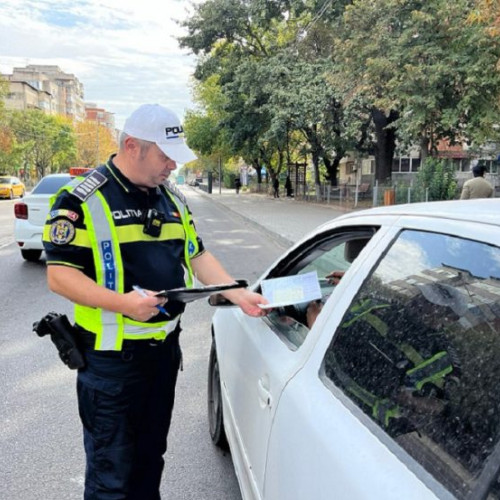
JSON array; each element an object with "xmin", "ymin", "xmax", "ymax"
[{"xmin": 258, "ymin": 377, "xmax": 272, "ymax": 408}]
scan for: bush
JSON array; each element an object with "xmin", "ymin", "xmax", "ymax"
[{"xmin": 414, "ymin": 158, "xmax": 458, "ymax": 201}]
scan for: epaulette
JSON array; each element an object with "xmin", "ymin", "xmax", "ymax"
[
  {"xmin": 164, "ymin": 180, "xmax": 187, "ymax": 205},
  {"xmin": 70, "ymin": 170, "xmax": 108, "ymax": 201}
]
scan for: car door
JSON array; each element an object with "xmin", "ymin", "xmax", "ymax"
[
  {"xmin": 214, "ymin": 225, "xmax": 380, "ymax": 499},
  {"xmin": 265, "ymin": 220, "xmax": 500, "ymax": 500}
]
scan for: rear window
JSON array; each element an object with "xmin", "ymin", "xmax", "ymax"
[
  {"xmin": 32, "ymin": 176, "xmax": 72, "ymax": 194},
  {"xmin": 0, "ymin": 177, "xmax": 13, "ymax": 184}
]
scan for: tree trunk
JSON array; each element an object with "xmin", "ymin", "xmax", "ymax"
[
  {"xmin": 252, "ymin": 159, "xmax": 262, "ymax": 187},
  {"xmin": 372, "ymin": 108, "xmax": 398, "ymax": 182},
  {"xmin": 420, "ymin": 136, "xmax": 430, "ymax": 165}
]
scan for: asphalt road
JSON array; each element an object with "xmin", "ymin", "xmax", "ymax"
[{"xmin": 0, "ymin": 190, "xmax": 285, "ymax": 499}]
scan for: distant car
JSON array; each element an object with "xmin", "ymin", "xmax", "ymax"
[
  {"xmin": 208, "ymin": 199, "xmax": 500, "ymax": 500},
  {"xmin": 189, "ymin": 179, "xmax": 200, "ymax": 187},
  {"xmin": 0, "ymin": 175, "xmax": 25, "ymax": 199},
  {"xmin": 14, "ymin": 173, "xmax": 72, "ymax": 261}
]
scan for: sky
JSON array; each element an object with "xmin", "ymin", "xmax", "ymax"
[{"xmin": 0, "ymin": 0, "xmax": 202, "ymax": 129}]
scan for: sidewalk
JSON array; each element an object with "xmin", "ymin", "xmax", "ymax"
[{"xmin": 184, "ymin": 186, "xmax": 354, "ymax": 247}]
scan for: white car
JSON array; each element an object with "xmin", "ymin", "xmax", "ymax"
[
  {"xmin": 14, "ymin": 173, "xmax": 72, "ymax": 261},
  {"xmin": 208, "ymin": 199, "xmax": 500, "ymax": 500}
]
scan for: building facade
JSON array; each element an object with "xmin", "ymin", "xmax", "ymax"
[
  {"xmin": 2, "ymin": 64, "xmax": 85, "ymax": 121},
  {"xmin": 84, "ymin": 103, "xmax": 115, "ymax": 133}
]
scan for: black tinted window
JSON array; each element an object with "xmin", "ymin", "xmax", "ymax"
[
  {"xmin": 32, "ymin": 176, "xmax": 71, "ymax": 194},
  {"xmin": 0, "ymin": 177, "xmax": 13, "ymax": 184},
  {"xmin": 322, "ymin": 230, "xmax": 500, "ymax": 498}
]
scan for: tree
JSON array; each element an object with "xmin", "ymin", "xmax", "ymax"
[
  {"xmin": 180, "ymin": 0, "xmax": 358, "ymax": 193},
  {"xmin": 414, "ymin": 157, "xmax": 458, "ymax": 201},
  {"xmin": 338, "ymin": 0, "xmax": 500, "ymax": 173},
  {"xmin": 75, "ymin": 120, "xmax": 117, "ymax": 167},
  {"xmin": 9, "ymin": 110, "xmax": 77, "ymax": 179},
  {"xmin": 0, "ymin": 76, "xmax": 15, "ymax": 174},
  {"xmin": 470, "ymin": 0, "xmax": 500, "ymax": 36}
]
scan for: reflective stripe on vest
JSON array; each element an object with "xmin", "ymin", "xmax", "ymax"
[
  {"xmin": 163, "ymin": 187, "xmax": 197, "ymax": 288},
  {"xmin": 77, "ymin": 191, "xmax": 125, "ymax": 350}
]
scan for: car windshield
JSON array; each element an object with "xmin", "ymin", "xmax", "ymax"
[
  {"xmin": 32, "ymin": 176, "xmax": 72, "ymax": 194},
  {"xmin": 0, "ymin": 177, "xmax": 13, "ymax": 184}
]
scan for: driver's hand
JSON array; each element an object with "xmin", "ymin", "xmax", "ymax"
[
  {"xmin": 325, "ymin": 271, "xmax": 345, "ymax": 285},
  {"xmin": 306, "ymin": 300, "xmax": 323, "ymax": 328}
]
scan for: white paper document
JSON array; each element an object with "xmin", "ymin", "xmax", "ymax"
[{"xmin": 259, "ymin": 271, "xmax": 322, "ymax": 309}]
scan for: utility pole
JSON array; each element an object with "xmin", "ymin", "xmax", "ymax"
[{"xmin": 96, "ymin": 120, "xmax": 100, "ymax": 165}]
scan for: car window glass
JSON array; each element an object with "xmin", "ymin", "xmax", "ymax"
[
  {"xmin": 0, "ymin": 177, "xmax": 12, "ymax": 183},
  {"xmin": 263, "ymin": 230, "xmax": 375, "ymax": 350},
  {"xmin": 32, "ymin": 176, "xmax": 72, "ymax": 194},
  {"xmin": 322, "ymin": 229, "xmax": 500, "ymax": 499}
]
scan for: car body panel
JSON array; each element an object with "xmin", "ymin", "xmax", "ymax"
[
  {"xmin": 213, "ymin": 309, "xmax": 306, "ymax": 497},
  {"xmin": 264, "ymin": 370, "xmax": 454, "ymax": 500},
  {"xmin": 212, "ymin": 199, "xmax": 500, "ymax": 500},
  {"xmin": 14, "ymin": 174, "xmax": 72, "ymax": 251}
]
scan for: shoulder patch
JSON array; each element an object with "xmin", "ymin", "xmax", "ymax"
[
  {"xmin": 49, "ymin": 220, "xmax": 76, "ymax": 245},
  {"xmin": 71, "ymin": 170, "xmax": 108, "ymax": 201},
  {"xmin": 164, "ymin": 180, "xmax": 187, "ymax": 205}
]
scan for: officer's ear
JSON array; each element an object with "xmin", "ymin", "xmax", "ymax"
[{"xmin": 123, "ymin": 136, "xmax": 140, "ymax": 154}]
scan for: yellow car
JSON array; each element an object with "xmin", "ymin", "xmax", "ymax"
[{"xmin": 0, "ymin": 176, "xmax": 25, "ymax": 199}]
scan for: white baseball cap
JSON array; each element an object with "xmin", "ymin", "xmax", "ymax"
[{"xmin": 122, "ymin": 104, "xmax": 197, "ymax": 164}]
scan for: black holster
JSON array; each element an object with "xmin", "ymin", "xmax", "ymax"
[{"xmin": 33, "ymin": 312, "xmax": 85, "ymax": 369}]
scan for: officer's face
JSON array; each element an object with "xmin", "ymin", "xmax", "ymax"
[{"xmin": 136, "ymin": 143, "xmax": 177, "ymax": 187}]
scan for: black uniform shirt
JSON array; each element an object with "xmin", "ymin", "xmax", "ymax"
[{"xmin": 43, "ymin": 157, "xmax": 205, "ymax": 321}]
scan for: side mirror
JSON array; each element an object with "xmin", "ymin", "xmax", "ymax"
[{"xmin": 208, "ymin": 293, "xmax": 237, "ymax": 307}]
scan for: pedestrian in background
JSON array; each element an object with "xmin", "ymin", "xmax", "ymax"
[
  {"xmin": 42, "ymin": 103, "xmax": 268, "ymax": 500},
  {"xmin": 273, "ymin": 176, "xmax": 280, "ymax": 198},
  {"xmin": 235, "ymin": 177, "xmax": 241, "ymax": 194},
  {"xmin": 460, "ymin": 164, "xmax": 494, "ymax": 199}
]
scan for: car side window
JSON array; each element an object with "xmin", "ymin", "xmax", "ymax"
[
  {"xmin": 322, "ymin": 229, "xmax": 500, "ymax": 499},
  {"xmin": 262, "ymin": 228, "xmax": 376, "ymax": 350}
]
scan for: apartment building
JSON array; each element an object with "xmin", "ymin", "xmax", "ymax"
[
  {"xmin": 85, "ymin": 103, "xmax": 115, "ymax": 133},
  {"xmin": 2, "ymin": 64, "xmax": 85, "ymax": 121}
]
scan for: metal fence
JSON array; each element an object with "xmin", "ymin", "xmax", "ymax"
[{"xmin": 246, "ymin": 178, "xmax": 498, "ymax": 209}]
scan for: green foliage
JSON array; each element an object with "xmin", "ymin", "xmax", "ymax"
[
  {"xmin": 7, "ymin": 110, "xmax": 77, "ymax": 180},
  {"xmin": 180, "ymin": 0, "xmax": 500, "ymax": 189},
  {"xmin": 414, "ymin": 157, "xmax": 458, "ymax": 201},
  {"xmin": 338, "ymin": 0, "xmax": 500, "ymax": 155}
]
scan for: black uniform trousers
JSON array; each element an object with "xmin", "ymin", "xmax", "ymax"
[{"xmin": 77, "ymin": 328, "xmax": 181, "ymax": 500}]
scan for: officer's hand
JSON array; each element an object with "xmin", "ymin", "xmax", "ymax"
[
  {"xmin": 124, "ymin": 289, "xmax": 167, "ymax": 322},
  {"xmin": 224, "ymin": 289, "xmax": 269, "ymax": 317}
]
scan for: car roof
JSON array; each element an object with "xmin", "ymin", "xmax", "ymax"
[{"xmin": 332, "ymin": 199, "xmax": 500, "ymax": 228}]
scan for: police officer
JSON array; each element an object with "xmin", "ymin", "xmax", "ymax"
[{"xmin": 43, "ymin": 104, "xmax": 267, "ymax": 500}]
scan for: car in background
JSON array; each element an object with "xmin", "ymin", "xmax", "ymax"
[
  {"xmin": 0, "ymin": 176, "xmax": 25, "ymax": 199},
  {"xmin": 208, "ymin": 199, "xmax": 500, "ymax": 500},
  {"xmin": 14, "ymin": 173, "xmax": 73, "ymax": 261}
]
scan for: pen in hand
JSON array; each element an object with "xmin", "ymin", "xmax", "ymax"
[{"xmin": 132, "ymin": 285, "xmax": 169, "ymax": 315}]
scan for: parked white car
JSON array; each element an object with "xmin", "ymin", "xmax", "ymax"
[
  {"xmin": 208, "ymin": 199, "xmax": 500, "ymax": 500},
  {"xmin": 14, "ymin": 173, "xmax": 72, "ymax": 261}
]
